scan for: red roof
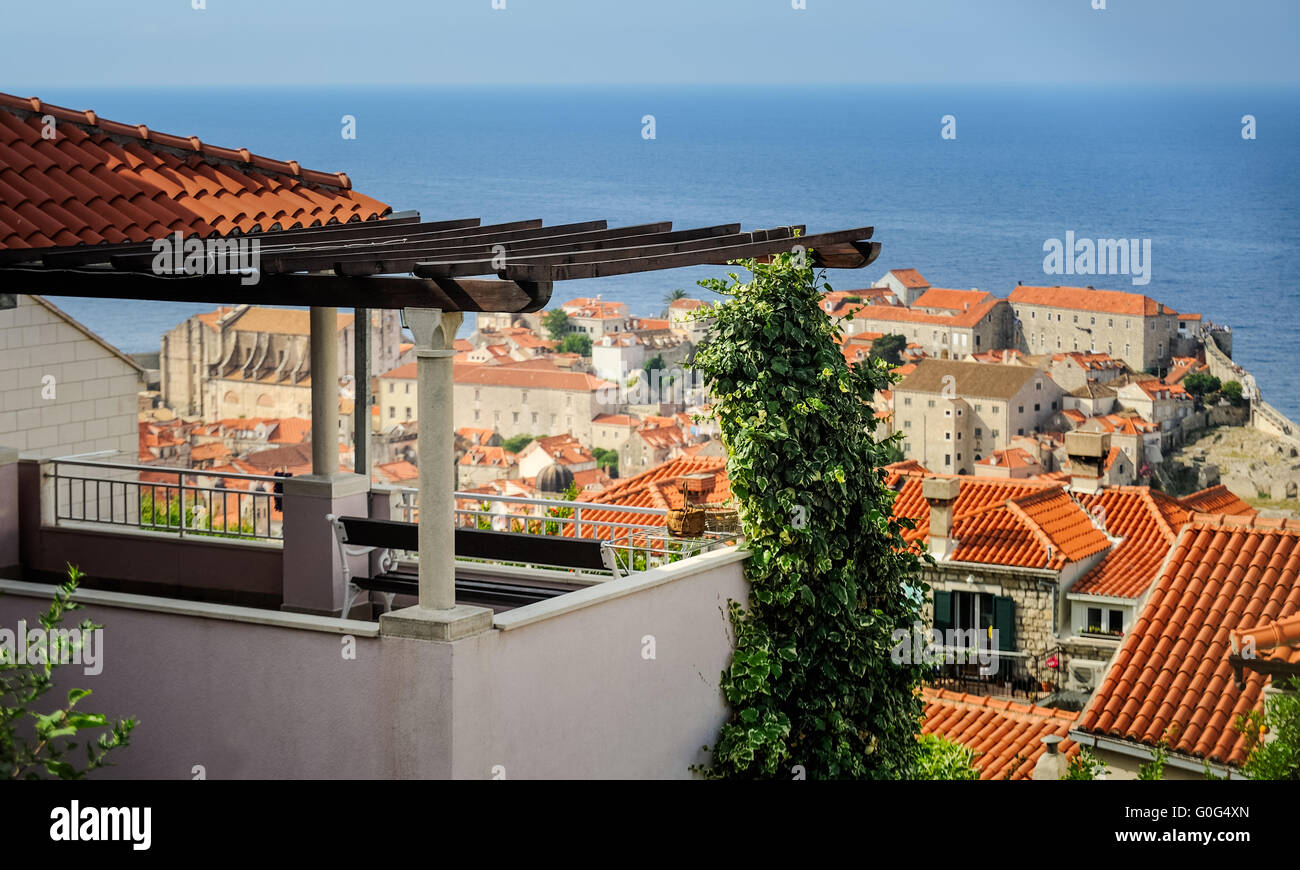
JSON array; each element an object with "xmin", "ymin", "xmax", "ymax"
[
  {"xmin": 852, "ymin": 297, "xmax": 1002, "ymax": 330},
  {"xmin": 922, "ymin": 689, "xmax": 1079, "ymax": 780},
  {"xmin": 1180, "ymin": 484, "xmax": 1255, "ymax": 517},
  {"xmin": 884, "ymin": 268, "xmax": 929, "ymax": 288},
  {"xmin": 0, "ymin": 92, "xmax": 389, "ymax": 250},
  {"xmin": 889, "ymin": 474, "xmax": 1110, "ymax": 570},
  {"xmin": 573, "ymin": 456, "xmax": 730, "ymax": 537},
  {"xmin": 1009, "ymin": 286, "xmax": 1168, "ymax": 318},
  {"xmin": 912, "ymin": 288, "xmax": 993, "ymax": 312},
  {"xmin": 453, "ymin": 363, "xmax": 612, "ymax": 391},
  {"xmin": 1070, "ymin": 488, "xmax": 1188, "ymax": 599},
  {"xmin": 1079, "ymin": 517, "xmax": 1300, "ymax": 766}
]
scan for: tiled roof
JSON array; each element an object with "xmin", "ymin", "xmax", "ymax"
[
  {"xmin": 889, "ymin": 474, "xmax": 1110, "ymax": 570},
  {"xmin": 1181, "ymin": 485, "xmax": 1256, "ymax": 517},
  {"xmin": 976, "ymin": 447, "xmax": 1038, "ymax": 469},
  {"xmin": 896, "ymin": 358, "xmax": 1044, "ymax": 400},
  {"xmin": 574, "ymin": 456, "xmax": 730, "ymax": 538},
  {"xmin": 921, "ymin": 689, "xmax": 1079, "ymax": 780},
  {"xmin": 453, "ymin": 363, "xmax": 613, "ymax": 391},
  {"xmin": 912, "ymin": 288, "xmax": 993, "ymax": 312},
  {"xmin": 525, "ymin": 433, "xmax": 595, "ymax": 467},
  {"xmin": 456, "ymin": 427, "xmax": 497, "ymax": 445},
  {"xmin": 1009, "ymin": 286, "xmax": 1167, "ymax": 317},
  {"xmin": 968, "ymin": 348, "xmax": 1028, "ymax": 364},
  {"xmin": 1078, "ymin": 519, "xmax": 1300, "ymax": 766},
  {"xmin": 852, "ymin": 297, "xmax": 1002, "ymax": 329},
  {"xmin": 0, "ymin": 92, "xmax": 389, "ymax": 250},
  {"xmin": 373, "ymin": 460, "xmax": 419, "ymax": 484},
  {"xmin": 1230, "ymin": 612, "xmax": 1300, "ymax": 670},
  {"xmin": 1071, "ymin": 487, "xmax": 1188, "ymax": 599},
  {"xmin": 592, "ymin": 413, "xmax": 639, "ymax": 427},
  {"xmin": 458, "ymin": 446, "xmax": 516, "ymax": 468},
  {"xmin": 884, "ymin": 268, "xmax": 929, "ymax": 288},
  {"xmin": 668, "ymin": 298, "xmax": 707, "ymax": 310}
]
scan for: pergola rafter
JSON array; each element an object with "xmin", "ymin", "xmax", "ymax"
[{"xmin": 0, "ymin": 213, "xmax": 881, "ymax": 313}]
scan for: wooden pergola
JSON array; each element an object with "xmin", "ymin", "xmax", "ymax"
[
  {"xmin": 0, "ymin": 212, "xmax": 880, "ymax": 633},
  {"xmin": 0, "ymin": 213, "xmax": 879, "ymax": 311}
]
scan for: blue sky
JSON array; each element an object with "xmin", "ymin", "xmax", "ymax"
[{"xmin": 4, "ymin": 0, "xmax": 1298, "ymax": 88}]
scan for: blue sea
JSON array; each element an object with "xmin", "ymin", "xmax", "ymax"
[{"xmin": 27, "ymin": 86, "xmax": 1300, "ymax": 416}]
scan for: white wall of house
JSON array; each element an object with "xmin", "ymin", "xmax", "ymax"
[{"xmin": 0, "ymin": 295, "xmax": 144, "ymax": 458}]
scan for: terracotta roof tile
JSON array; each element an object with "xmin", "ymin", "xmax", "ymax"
[
  {"xmin": 573, "ymin": 457, "xmax": 730, "ymax": 538},
  {"xmin": 1181, "ymin": 485, "xmax": 1256, "ymax": 517},
  {"xmin": 0, "ymin": 92, "xmax": 389, "ymax": 250},
  {"xmin": 1071, "ymin": 488, "xmax": 1188, "ymax": 599},
  {"xmin": 884, "ymin": 268, "xmax": 929, "ymax": 288},
  {"xmin": 1078, "ymin": 520, "xmax": 1300, "ymax": 766},
  {"xmin": 1009, "ymin": 286, "xmax": 1166, "ymax": 317},
  {"xmin": 921, "ymin": 688, "xmax": 1079, "ymax": 780},
  {"xmin": 912, "ymin": 288, "xmax": 993, "ymax": 312}
]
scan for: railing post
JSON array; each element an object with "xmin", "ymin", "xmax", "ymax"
[{"xmin": 177, "ymin": 470, "xmax": 185, "ymax": 539}]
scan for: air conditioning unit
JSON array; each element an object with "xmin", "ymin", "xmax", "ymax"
[{"xmin": 1065, "ymin": 658, "xmax": 1110, "ymax": 693}]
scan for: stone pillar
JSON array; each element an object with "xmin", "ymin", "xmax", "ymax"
[
  {"xmin": 381, "ymin": 308, "xmax": 493, "ymax": 641},
  {"xmin": 281, "ymin": 307, "xmax": 369, "ymax": 617},
  {"xmin": 310, "ymin": 306, "xmax": 339, "ymax": 476}
]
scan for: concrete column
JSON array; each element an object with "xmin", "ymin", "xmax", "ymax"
[
  {"xmin": 381, "ymin": 308, "xmax": 492, "ymax": 642},
  {"xmin": 310, "ymin": 306, "xmax": 339, "ymax": 476}
]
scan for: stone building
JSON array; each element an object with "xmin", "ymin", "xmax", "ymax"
[
  {"xmin": 453, "ymin": 362, "xmax": 618, "ymax": 444},
  {"xmin": 161, "ymin": 305, "xmax": 403, "ymax": 421},
  {"xmin": 892, "ymin": 359, "xmax": 1066, "ymax": 474},
  {"xmin": 844, "ymin": 294, "xmax": 1015, "ymax": 358},
  {"xmin": 0, "ymin": 294, "xmax": 146, "ymax": 457},
  {"xmin": 1007, "ymin": 285, "xmax": 1179, "ymax": 373}
]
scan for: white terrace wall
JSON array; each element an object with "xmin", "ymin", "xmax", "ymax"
[
  {"xmin": 0, "ymin": 546, "xmax": 749, "ymax": 779},
  {"xmin": 450, "ymin": 547, "xmax": 748, "ymax": 779}
]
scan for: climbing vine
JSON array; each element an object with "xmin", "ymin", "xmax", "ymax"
[{"xmin": 692, "ymin": 249, "xmax": 928, "ymax": 779}]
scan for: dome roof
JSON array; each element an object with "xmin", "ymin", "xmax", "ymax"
[{"xmin": 537, "ymin": 462, "xmax": 575, "ymax": 495}]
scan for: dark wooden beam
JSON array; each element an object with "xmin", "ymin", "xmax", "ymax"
[
  {"xmin": 500, "ymin": 226, "xmax": 873, "ymax": 282},
  {"xmin": 0, "ymin": 267, "xmax": 544, "ymax": 312},
  {"xmin": 417, "ymin": 226, "xmax": 802, "ymax": 280}
]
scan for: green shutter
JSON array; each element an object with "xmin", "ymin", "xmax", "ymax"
[
  {"xmin": 933, "ymin": 590, "xmax": 953, "ymax": 633},
  {"xmin": 993, "ymin": 596, "xmax": 1016, "ymax": 652}
]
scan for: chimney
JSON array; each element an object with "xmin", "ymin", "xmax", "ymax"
[
  {"xmin": 1065, "ymin": 431, "xmax": 1109, "ymax": 493},
  {"xmin": 1032, "ymin": 735, "xmax": 1067, "ymax": 780},
  {"xmin": 922, "ymin": 476, "xmax": 962, "ymax": 560},
  {"xmin": 678, "ymin": 472, "xmax": 715, "ymax": 503}
]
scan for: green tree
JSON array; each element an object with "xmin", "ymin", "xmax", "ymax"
[
  {"xmin": 542, "ymin": 309, "xmax": 570, "ymax": 342},
  {"xmin": 559, "ymin": 333, "xmax": 592, "ymax": 356},
  {"xmin": 643, "ymin": 354, "xmax": 666, "ymax": 374},
  {"xmin": 2, "ymin": 565, "xmax": 136, "ymax": 779},
  {"xmin": 1236, "ymin": 677, "xmax": 1300, "ymax": 780},
  {"xmin": 1183, "ymin": 371, "xmax": 1221, "ymax": 399},
  {"xmin": 691, "ymin": 248, "xmax": 927, "ymax": 779},
  {"xmin": 915, "ymin": 734, "xmax": 979, "ymax": 780},
  {"xmin": 592, "ymin": 448, "xmax": 619, "ymax": 474},
  {"xmin": 1221, "ymin": 380, "xmax": 1245, "ymax": 406},
  {"xmin": 501, "ymin": 434, "xmax": 534, "ymax": 454},
  {"xmin": 867, "ymin": 333, "xmax": 908, "ymax": 368}
]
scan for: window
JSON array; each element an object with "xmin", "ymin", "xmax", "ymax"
[
  {"xmin": 388, "ymin": 407, "xmax": 395, "ymax": 418},
  {"xmin": 975, "ymin": 404, "xmax": 983, "ymax": 412},
  {"xmin": 1036, "ymin": 381, "xmax": 1042, "ymax": 391},
  {"xmin": 992, "ymin": 406, "xmax": 999, "ymax": 414},
  {"xmin": 992, "ymin": 429, "xmax": 1000, "ymax": 438},
  {"xmin": 903, "ymin": 420, "xmax": 912, "ymax": 429},
  {"xmin": 945, "ymin": 432, "xmax": 951, "ymax": 440},
  {"xmin": 1108, "ymin": 319, "xmax": 1113, "ymax": 328},
  {"xmin": 474, "ymin": 389, "xmax": 481, "ymax": 401},
  {"xmin": 944, "ymin": 454, "xmax": 951, "ymax": 466},
  {"xmin": 904, "ymin": 397, "xmax": 912, "ymax": 406},
  {"xmin": 388, "ymin": 383, "xmax": 394, "ymax": 394},
  {"xmin": 532, "ymin": 412, "xmax": 538, "ymax": 424},
  {"xmin": 944, "ymin": 409, "xmax": 951, "ymax": 417},
  {"xmin": 405, "ymin": 407, "xmax": 412, "ymax": 418},
  {"xmin": 1017, "ymin": 428, "xmax": 1024, "ymax": 435},
  {"xmin": 1018, "ymin": 406, "xmax": 1024, "ymax": 413},
  {"xmin": 927, "ymin": 399, "xmax": 936, "ymax": 408},
  {"xmin": 512, "ymin": 412, "xmax": 519, "ymax": 423},
  {"xmin": 974, "ymin": 427, "xmax": 982, "ymax": 438},
  {"xmin": 1034, "ymin": 403, "xmax": 1040, "ymax": 411},
  {"xmin": 474, "ymin": 410, "xmax": 480, "ymax": 421},
  {"xmin": 975, "ymin": 335, "xmax": 981, "ymax": 347},
  {"xmin": 1090, "ymin": 317, "xmax": 1095, "ymax": 325},
  {"xmin": 1051, "ymin": 401, "xmax": 1057, "ymax": 410},
  {"xmin": 956, "ymin": 453, "xmax": 962, "ymax": 461},
  {"xmin": 521, "ymin": 391, "xmax": 528, "ymax": 403},
  {"xmin": 405, "ymin": 383, "xmax": 410, "ymax": 394},
  {"xmin": 956, "ymin": 432, "xmax": 962, "ymax": 440}
]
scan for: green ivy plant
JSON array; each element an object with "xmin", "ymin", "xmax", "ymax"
[
  {"xmin": 691, "ymin": 248, "xmax": 927, "ymax": 779},
  {"xmin": 2, "ymin": 565, "xmax": 136, "ymax": 779}
]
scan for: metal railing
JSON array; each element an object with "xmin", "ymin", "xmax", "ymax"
[
  {"xmin": 925, "ymin": 646, "xmax": 1058, "ymax": 701},
  {"xmin": 49, "ymin": 452, "xmax": 283, "ymax": 541},
  {"xmin": 385, "ymin": 486, "xmax": 741, "ymax": 576}
]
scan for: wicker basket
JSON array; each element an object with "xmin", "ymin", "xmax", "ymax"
[
  {"xmin": 667, "ymin": 504, "xmax": 707, "ymax": 537},
  {"xmin": 704, "ymin": 507, "xmax": 741, "ymax": 534}
]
